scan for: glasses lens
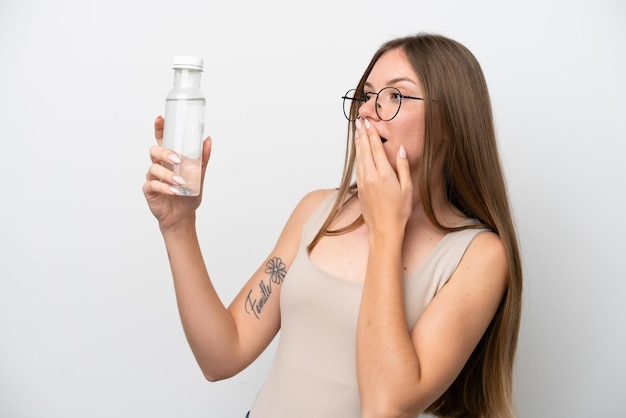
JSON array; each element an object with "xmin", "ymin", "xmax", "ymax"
[
  {"xmin": 342, "ymin": 89, "xmax": 360, "ymax": 121},
  {"xmin": 377, "ymin": 87, "xmax": 402, "ymax": 121}
]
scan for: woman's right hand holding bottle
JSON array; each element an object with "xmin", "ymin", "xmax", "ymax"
[{"xmin": 142, "ymin": 116, "xmax": 212, "ymax": 230}]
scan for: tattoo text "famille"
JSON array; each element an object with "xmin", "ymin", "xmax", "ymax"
[{"xmin": 245, "ymin": 257, "xmax": 287, "ymax": 319}]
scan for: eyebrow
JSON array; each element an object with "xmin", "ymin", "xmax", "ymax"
[{"xmin": 364, "ymin": 77, "xmax": 418, "ymax": 89}]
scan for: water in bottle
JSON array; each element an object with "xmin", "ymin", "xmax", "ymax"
[{"xmin": 162, "ymin": 56, "xmax": 205, "ymax": 196}]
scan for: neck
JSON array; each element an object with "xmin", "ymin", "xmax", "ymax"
[{"xmin": 409, "ymin": 178, "xmax": 465, "ymax": 230}]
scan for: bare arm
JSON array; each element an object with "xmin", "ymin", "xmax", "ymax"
[
  {"xmin": 157, "ymin": 190, "xmax": 332, "ymax": 381},
  {"xmin": 155, "ymin": 191, "xmax": 332, "ymax": 381},
  {"xmin": 357, "ymin": 230, "xmax": 507, "ymax": 417},
  {"xmin": 353, "ymin": 118, "xmax": 507, "ymax": 416},
  {"xmin": 143, "ymin": 116, "xmax": 332, "ymax": 380}
]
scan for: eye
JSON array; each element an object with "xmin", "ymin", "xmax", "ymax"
[
  {"xmin": 390, "ymin": 92, "xmax": 403, "ymax": 102},
  {"xmin": 379, "ymin": 88, "xmax": 403, "ymax": 103},
  {"xmin": 362, "ymin": 92, "xmax": 374, "ymax": 102}
]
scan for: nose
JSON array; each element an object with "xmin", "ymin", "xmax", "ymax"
[{"xmin": 358, "ymin": 96, "xmax": 380, "ymax": 121}]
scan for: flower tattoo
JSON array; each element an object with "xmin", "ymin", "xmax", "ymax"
[
  {"xmin": 265, "ymin": 257, "xmax": 287, "ymax": 285},
  {"xmin": 245, "ymin": 257, "xmax": 287, "ymax": 319}
]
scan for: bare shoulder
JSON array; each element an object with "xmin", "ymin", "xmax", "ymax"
[
  {"xmin": 287, "ymin": 188, "xmax": 337, "ymax": 224},
  {"xmin": 272, "ymin": 188, "xmax": 337, "ymax": 245},
  {"xmin": 298, "ymin": 188, "xmax": 337, "ymax": 208},
  {"xmin": 464, "ymin": 231, "xmax": 507, "ymax": 266},
  {"xmin": 453, "ymin": 230, "xmax": 508, "ymax": 290}
]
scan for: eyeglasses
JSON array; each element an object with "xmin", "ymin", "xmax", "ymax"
[{"xmin": 342, "ymin": 87, "xmax": 425, "ymax": 122}]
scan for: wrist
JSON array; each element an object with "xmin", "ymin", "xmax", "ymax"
[
  {"xmin": 367, "ymin": 223, "xmax": 405, "ymax": 245},
  {"xmin": 159, "ymin": 213, "xmax": 197, "ymax": 235}
]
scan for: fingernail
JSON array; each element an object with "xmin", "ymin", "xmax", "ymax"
[
  {"xmin": 168, "ymin": 186, "xmax": 180, "ymax": 195},
  {"xmin": 173, "ymin": 175, "xmax": 186, "ymax": 185},
  {"xmin": 355, "ymin": 119, "xmax": 362, "ymax": 129},
  {"xmin": 399, "ymin": 145, "xmax": 407, "ymax": 158},
  {"xmin": 168, "ymin": 153, "xmax": 181, "ymax": 164},
  {"xmin": 364, "ymin": 119, "xmax": 371, "ymax": 129}
]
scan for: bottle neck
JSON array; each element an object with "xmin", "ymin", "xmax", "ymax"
[{"xmin": 173, "ymin": 68, "xmax": 202, "ymax": 88}]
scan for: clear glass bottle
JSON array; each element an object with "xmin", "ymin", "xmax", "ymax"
[{"xmin": 162, "ymin": 56, "xmax": 206, "ymax": 196}]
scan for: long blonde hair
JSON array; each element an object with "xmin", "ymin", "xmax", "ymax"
[{"xmin": 308, "ymin": 33, "xmax": 522, "ymax": 417}]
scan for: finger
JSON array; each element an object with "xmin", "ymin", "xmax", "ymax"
[
  {"xmin": 354, "ymin": 122, "xmax": 367, "ymax": 184},
  {"xmin": 149, "ymin": 144, "xmax": 181, "ymax": 165},
  {"xmin": 199, "ymin": 136, "xmax": 213, "ymax": 183},
  {"xmin": 146, "ymin": 162, "xmax": 187, "ymax": 187},
  {"xmin": 154, "ymin": 116, "xmax": 164, "ymax": 145},
  {"xmin": 396, "ymin": 145, "xmax": 413, "ymax": 194},
  {"xmin": 202, "ymin": 136, "xmax": 212, "ymax": 166},
  {"xmin": 143, "ymin": 178, "xmax": 178, "ymax": 197},
  {"xmin": 355, "ymin": 119, "xmax": 374, "ymax": 172},
  {"xmin": 363, "ymin": 118, "xmax": 391, "ymax": 172}
]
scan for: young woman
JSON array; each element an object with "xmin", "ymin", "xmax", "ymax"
[{"xmin": 143, "ymin": 33, "xmax": 522, "ymax": 418}]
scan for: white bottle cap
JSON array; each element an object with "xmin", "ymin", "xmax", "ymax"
[{"xmin": 172, "ymin": 56, "xmax": 203, "ymax": 71}]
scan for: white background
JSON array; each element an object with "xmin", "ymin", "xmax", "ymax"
[{"xmin": 1, "ymin": 0, "xmax": 625, "ymax": 417}]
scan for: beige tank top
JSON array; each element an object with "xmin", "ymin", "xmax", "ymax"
[{"xmin": 249, "ymin": 191, "xmax": 487, "ymax": 417}]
